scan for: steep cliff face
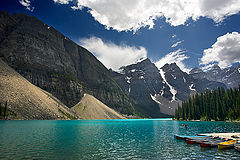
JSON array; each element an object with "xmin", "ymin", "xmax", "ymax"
[
  {"xmin": 161, "ymin": 63, "xmax": 226, "ymax": 100},
  {"xmin": 0, "ymin": 11, "xmax": 138, "ymax": 116},
  {"xmin": 111, "ymin": 59, "xmax": 226, "ymax": 116},
  {"xmin": 111, "ymin": 58, "xmax": 171, "ymax": 117},
  {"xmin": 160, "ymin": 63, "xmax": 193, "ymax": 101}
]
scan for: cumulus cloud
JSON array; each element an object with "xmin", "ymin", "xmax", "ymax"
[
  {"xmin": 53, "ymin": 0, "xmax": 72, "ymax": 5},
  {"xmin": 171, "ymin": 40, "xmax": 184, "ymax": 48},
  {"xmin": 155, "ymin": 49, "xmax": 190, "ymax": 73},
  {"xmin": 200, "ymin": 32, "xmax": 240, "ymax": 69},
  {"xmin": 64, "ymin": 0, "xmax": 240, "ymax": 32},
  {"xmin": 79, "ymin": 37, "xmax": 147, "ymax": 71},
  {"xmin": 19, "ymin": 0, "xmax": 34, "ymax": 12}
]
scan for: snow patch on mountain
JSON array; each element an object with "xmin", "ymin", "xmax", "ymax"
[
  {"xmin": 183, "ymin": 77, "xmax": 186, "ymax": 83},
  {"xmin": 160, "ymin": 89, "xmax": 164, "ymax": 96},
  {"xmin": 125, "ymin": 76, "xmax": 131, "ymax": 84},
  {"xmin": 173, "ymin": 75, "xmax": 177, "ymax": 79},
  {"xmin": 130, "ymin": 69, "xmax": 136, "ymax": 72},
  {"xmin": 150, "ymin": 94, "xmax": 161, "ymax": 104},
  {"xmin": 135, "ymin": 57, "xmax": 147, "ymax": 64},
  {"xmin": 139, "ymin": 76, "xmax": 144, "ymax": 79},
  {"xmin": 159, "ymin": 69, "xmax": 177, "ymax": 101},
  {"xmin": 189, "ymin": 84, "xmax": 196, "ymax": 91}
]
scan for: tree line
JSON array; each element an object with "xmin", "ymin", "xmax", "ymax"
[
  {"xmin": 175, "ymin": 86, "xmax": 240, "ymax": 121},
  {"xmin": 0, "ymin": 101, "xmax": 8, "ymax": 119}
]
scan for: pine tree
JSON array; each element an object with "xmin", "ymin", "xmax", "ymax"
[
  {"xmin": 175, "ymin": 87, "xmax": 240, "ymax": 121},
  {"xmin": 3, "ymin": 101, "xmax": 8, "ymax": 119},
  {"xmin": 0, "ymin": 102, "xmax": 3, "ymax": 116}
]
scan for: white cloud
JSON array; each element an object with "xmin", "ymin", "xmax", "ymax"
[
  {"xmin": 200, "ymin": 32, "xmax": 240, "ymax": 69},
  {"xmin": 19, "ymin": 0, "xmax": 34, "ymax": 12},
  {"xmin": 65, "ymin": 0, "xmax": 240, "ymax": 32},
  {"xmin": 53, "ymin": 0, "xmax": 72, "ymax": 5},
  {"xmin": 79, "ymin": 37, "xmax": 147, "ymax": 71},
  {"xmin": 171, "ymin": 40, "xmax": 184, "ymax": 48},
  {"xmin": 155, "ymin": 49, "xmax": 190, "ymax": 73}
]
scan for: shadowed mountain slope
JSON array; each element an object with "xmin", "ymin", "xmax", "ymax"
[{"xmin": 0, "ymin": 11, "xmax": 140, "ymax": 117}]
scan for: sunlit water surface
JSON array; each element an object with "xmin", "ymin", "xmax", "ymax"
[{"xmin": 0, "ymin": 119, "xmax": 240, "ymax": 159}]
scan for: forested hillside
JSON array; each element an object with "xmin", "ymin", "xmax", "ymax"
[{"xmin": 175, "ymin": 86, "xmax": 240, "ymax": 121}]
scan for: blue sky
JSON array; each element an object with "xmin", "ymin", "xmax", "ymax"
[{"xmin": 1, "ymin": 0, "xmax": 240, "ymax": 72}]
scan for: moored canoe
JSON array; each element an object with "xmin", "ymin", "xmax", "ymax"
[
  {"xmin": 186, "ymin": 137, "xmax": 211, "ymax": 144},
  {"xmin": 200, "ymin": 139, "xmax": 226, "ymax": 147},
  {"xmin": 174, "ymin": 135, "xmax": 208, "ymax": 140},
  {"xmin": 218, "ymin": 140, "xmax": 236, "ymax": 149}
]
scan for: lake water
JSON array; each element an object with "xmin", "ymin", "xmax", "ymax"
[{"xmin": 0, "ymin": 119, "xmax": 240, "ymax": 159}]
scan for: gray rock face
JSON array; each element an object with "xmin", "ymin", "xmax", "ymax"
[
  {"xmin": 161, "ymin": 63, "xmax": 226, "ymax": 100},
  {"xmin": 0, "ymin": 11, "xmax": 138, "ymax": 116},
  {"xmin": 111, "ymin": 58, "xmax": 171, "ymax": 117},
  {"xmin": 111, "ymin": 60, "xmax": 226, "ymax": 116},
  {"xmin": 190, "ymin": 64, "xmax": 240, "ymax": 89},
  {"xmin": 161, "ymin": 63, "xmax": 193, "ymax": 101}
]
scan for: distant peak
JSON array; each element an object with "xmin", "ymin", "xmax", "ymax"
[
  {"xmin": 190, "ymin": 67, "xmax": 203, "ymax": 74},
  {"xmin": 161, "ymin": 63, "xmax": 182, "ymax": 73},
  {"xmin": 121, "ymin": 58, "xmax": 152, "ymax": 68},
  {"xmin": 209, "ymin": 64, "xmax": 221, "ymax": 71},
  {"xmin": 161, "ymin": 63, "xmax": 178, "ymax": 69},
  {"xmin": 135, "ymin": 57, "xmax": 148, "ymax": 63}
]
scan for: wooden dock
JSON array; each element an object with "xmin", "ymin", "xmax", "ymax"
[{"xmin": 198, "ymin": 133, "xmax": 240, "ymax": 140}]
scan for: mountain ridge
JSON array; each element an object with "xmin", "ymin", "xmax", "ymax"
[
  {"xmin": 190, "ymin": 64, "xmax": 240, "ymax": 89},
  {"xmin": 111, "ymin": 58, "xmax": 226, "ymax": 115},
  {"xmin": 0, "ymin": 10, "xmax": 141, "ymax": 117},
  {"xmin": 0, "ymin": 10, "xmax": 237, "ymax": 118}
]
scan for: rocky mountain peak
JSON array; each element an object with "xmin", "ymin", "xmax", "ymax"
[
  {"xmin": 207, "ymin": 64, "xmax": 223, "ymax": 75},
  {"xmin": 111, "ymin": 59, "xmax": 226, "ymax": 116},
  {"xmin": 189, "ymin": 67, "xmax": 203, "ymax": 74},
  {"xmin": 119, "ymin": 58, "xmax": 159, "ymax": 76},
  {"xmin": 135, "ymin": 57, "xmax": 148, "ymax": 63},
  {"xmin": 111, "ymin": 57, "xmax": 172, "ymax": 117},
  {"xmin": 138, "ymin": 57, "xmax": 151, "ymax": 64},
  {"xmin": 208, "ymin": 64, "xmax": 221, "ymax": 71},
  {"xmin": 161, "ymin": 63, "xmax": 182, "ymax": 73},
  {"xmin": 189, "ymin": 63, "xmax": 239, "ymax": 88}
]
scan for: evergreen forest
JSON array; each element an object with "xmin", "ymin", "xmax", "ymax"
[{"xmin": 175, "ymin": 86, "xmax": 240, "ymax": 121}]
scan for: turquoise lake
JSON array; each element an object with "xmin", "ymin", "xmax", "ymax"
[{"xmin": 0, "ymin": 119, "xmax": 240, "ymax": 159}]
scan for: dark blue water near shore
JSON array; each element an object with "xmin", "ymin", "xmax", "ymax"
[{"xmin": 0, "ymin": 119, "xmax": 240, "ymax": 159}]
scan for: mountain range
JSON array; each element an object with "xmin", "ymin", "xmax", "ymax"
[
  {"xmin": 190, "ymin": 64, "xmax": 240, "ymax": 89},
  {"xmin": 0, "ymin": 11, "xmax": 238, "ymax": 119},
  {"xmin": 111, "ymin": 58, "xmax": 227, "ymax": 116}
]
